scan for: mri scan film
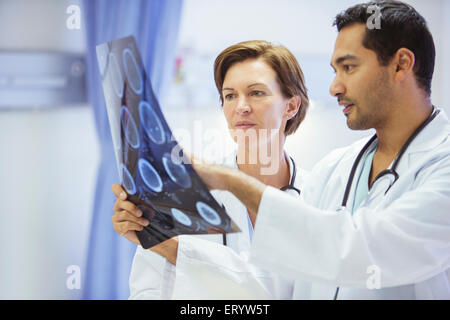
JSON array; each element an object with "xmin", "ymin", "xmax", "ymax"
[{"xmin": 96, "ymin": 36, "xmax": 240, "ymax": 249}]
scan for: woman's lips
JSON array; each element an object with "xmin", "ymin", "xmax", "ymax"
[{"xmin": 235, "ymin": 123, "xmax": 256, "ymax": 129}]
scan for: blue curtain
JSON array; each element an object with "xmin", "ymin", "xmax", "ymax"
[{"xmin": 83, "ymin": 0, "xmax": 183, "ymax": 300}]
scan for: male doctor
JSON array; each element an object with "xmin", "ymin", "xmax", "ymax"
[{"xmin": 193, "ymin": 1, "xmax": 450, "ymax": 299}]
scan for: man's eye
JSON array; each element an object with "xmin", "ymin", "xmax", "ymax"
[{"xmin": 343, "ymin": 65, "xmax": 355, "ymax": 72}]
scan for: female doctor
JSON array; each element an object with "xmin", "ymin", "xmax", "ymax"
[{"xmin": 111, "ymin": 40, "xmax": 310, "ymax": 299}]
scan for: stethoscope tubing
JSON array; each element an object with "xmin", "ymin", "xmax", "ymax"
[
  {"xmin": 341, "ymin": 107, "xmax": 439, "ymax": 208},
  {"xmin": 280, "ymin": 156, "xmax": 301, "ymax": 196}
]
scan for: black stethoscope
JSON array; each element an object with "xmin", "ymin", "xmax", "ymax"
[
  {"xmin": 333, "ymin": 106, "xmax": 439, "ymax": 300},
  {"xmin": 280, "ymin": 156, "xmax": 301, "ymax": 196},
  {"xmin": 340, "ymin": 107, "xmax": 439, "ymax": 209}
]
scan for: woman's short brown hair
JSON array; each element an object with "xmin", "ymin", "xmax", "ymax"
[{"xmin": 214, "ymin": 40, "xmax": 309, "ymax": 136}]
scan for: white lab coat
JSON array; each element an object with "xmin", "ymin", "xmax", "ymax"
[
  {"xmin": 129, "ymin": 151, "xmax": 307, "ymax": 300},
  {"xmin": 250, "ymin": 108, "xmax": 450, "ymax": 299}
]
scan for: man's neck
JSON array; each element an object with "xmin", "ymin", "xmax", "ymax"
[
  {"xmin": 375, "ymin": 99, "xmax": 433, "ymax": 157},
  {"xmin": 369, "ymin": 97, "xmax": 433, "ymax": 187}
]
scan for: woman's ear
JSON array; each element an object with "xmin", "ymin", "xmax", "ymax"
[
  {"xmin": 393, "ymin": 48, "xmax": 415, "ymax": 83},
  {"xmin": 285, "ymin": 95, "xmax": 301, "ymax": 120}
]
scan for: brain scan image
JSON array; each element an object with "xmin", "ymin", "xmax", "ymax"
[
  {"xmin": 120, "ymin": 106, "xmax": 140, "ymax": 149},
  {"xmin": 162, "ymin": 153, "xmax": 192, "ymax": 189},
  {"xmin": 196, "ymin": 201, "xmax": 222, "ymax": 226},
  {"xmin": 123, "ymin": 48, "xmax": 143, "ymax": 95},
  {"xmin": 138, "ymin": 158, "xmax": 163, "ymax": 193},
  {"xmin": 121, "ymin": 163, "xmax": 136, "ymax": 195},
  {"xmin": 139, "ymin": 100, "xmax": 165, "ymax": 145},
  {"xmin": 97, "ymin": 36, "xmax": 240, "ymax": 249},
  {"xmin": 170, "ymin": 208, "xmax": 193, "ymax": 227}
]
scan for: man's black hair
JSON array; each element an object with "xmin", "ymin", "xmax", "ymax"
[{"xmin": 333, "ymin": 0, "xmax": 435, "ymax": 96}]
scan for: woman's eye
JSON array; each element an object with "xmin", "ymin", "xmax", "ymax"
[
  {"xmin": 224, "ymin": 94, "xmax": 235, "ymax": 100},
  {"xmin": 251, "ymin": 90, "xmax": 265, "ymax": 97}
]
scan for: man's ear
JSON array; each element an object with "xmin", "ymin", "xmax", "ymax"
[
  {"xmin": 285, "ymin": 95, "xmax": 302, "ymax": 120},
  {"xmin": 393, "ymin": 48, "xmax": 415, "ymax": 82}
]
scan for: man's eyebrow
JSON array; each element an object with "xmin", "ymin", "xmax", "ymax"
[{"xmin": 332, "ymin": 54, "xmax": 359, "ymax": 67}]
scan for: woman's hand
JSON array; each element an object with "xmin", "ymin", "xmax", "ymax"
[
  {"xmin": 111, "ymin": 184, "xmax": 178, "ymax": 265},
  {"xmin": 150, "ymin": 237, "xmax": 179, "ymax": 266},
  {"xmin": 111, "ymin": 184, "xmax": 150, "ymax": 245}
]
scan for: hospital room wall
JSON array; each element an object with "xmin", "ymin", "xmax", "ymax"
[
  {"xmin": 165, "ymin": 0, "xmax": 450, "ymax": 171},
  {"xmin": 0, "ymin": 0, "xmax": 448, "ymax": 299},
  {"xmin": 0, "ymin": 0, "xmax": 95, "ymax": 299}
]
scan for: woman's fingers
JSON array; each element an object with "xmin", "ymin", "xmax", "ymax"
[
  {"xmin": 112, "ymin": 210, "xmax": 149, "ymax": 227},
  {"xmin": 111, "ymin": 184, "xmax": 142, "ymax": 218},
  {"xmin": 113, "ymin": 220, "xmax": 145, "ymax": 236},
  {"xmin": 111, "ymin": 221, "xmax": 141, "ymax": 246},
  {"xmin": 111, "ymin": 184, "xmax": 145, "ymax": 246},
  {"xmin": 111, "ymin": 184, "xmax": 128, "ymax": 200},
  {"xmin": 113, "ymin": 198, "xmax": 142, "ymax": 217}
]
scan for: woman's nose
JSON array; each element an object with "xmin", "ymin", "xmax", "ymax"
[{"xmin": 236, "ymin": 101, "xmax": 251, "ymax": 115}]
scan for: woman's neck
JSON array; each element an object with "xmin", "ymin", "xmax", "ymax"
[{"xmin": 236, "ymin": 136, "xmax": 290, "ymax": 189}]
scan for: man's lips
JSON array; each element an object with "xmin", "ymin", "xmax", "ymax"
[
  {"xmin": 343, "ymin": 104, "xmax": 354, "ymax": 114},
  {"xmin": 338, "ymin": 101, "xmax": 355, "ymax": 114}
]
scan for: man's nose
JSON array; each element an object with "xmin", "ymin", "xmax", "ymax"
[{"xmin": 329, "ymin": 76, "xmax": 346, "ymax": 98}]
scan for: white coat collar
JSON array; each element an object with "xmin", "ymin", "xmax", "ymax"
[
  {"xmin": 404, "ymin": 107, "xmax": 450, "ymax": 155},
  {"xmin": 334, "ymin": 107, "xmax": 450, "ymax": 208}
]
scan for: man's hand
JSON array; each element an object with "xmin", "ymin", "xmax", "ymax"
[
  {"xmin": 111, "ymin": 184, "xmax": 150, "ymax": 245},
  {"xmin": 192, "ymin": 160, "xmax": 233, "ymax": 190},
  {"xmin": 192, "ymin": 161, "xmax": 266, "ymax": 217}
]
